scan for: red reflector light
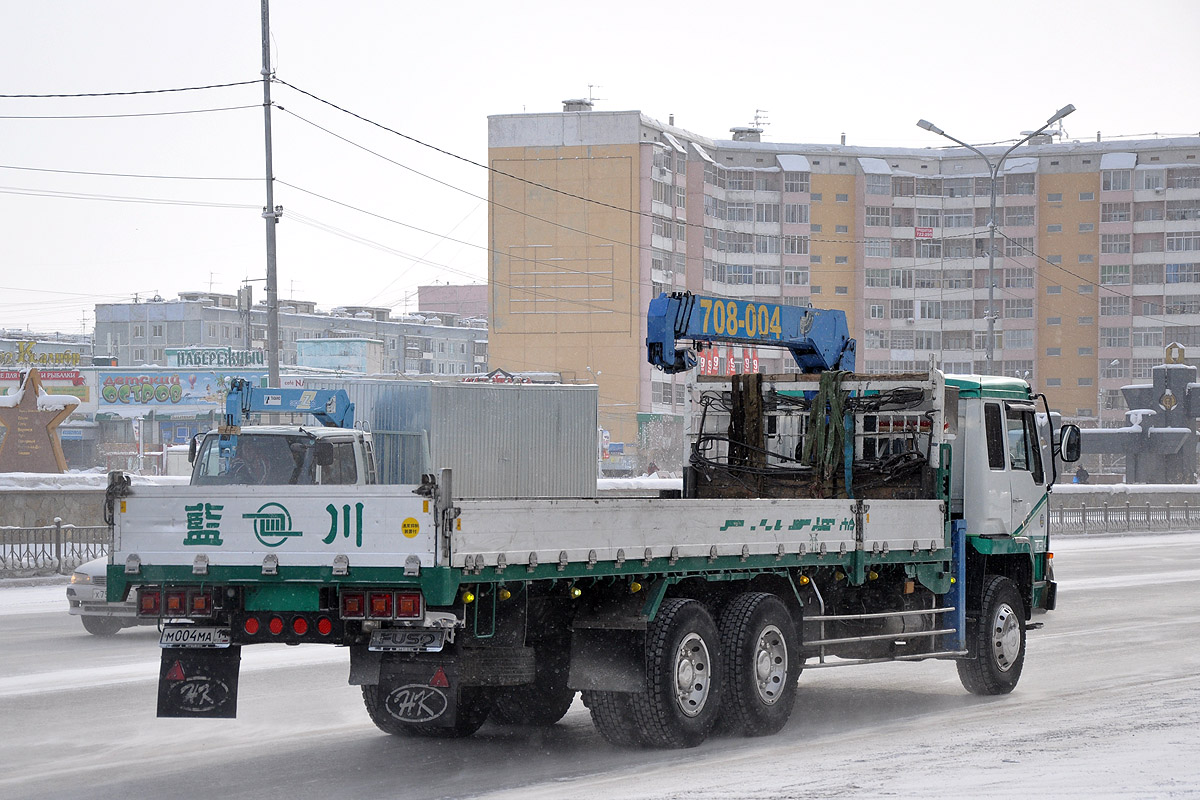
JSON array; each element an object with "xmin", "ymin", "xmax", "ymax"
[
  {"xmin": 316, "ymin": 617, "xmax": 333, "ymax": 636},
  {"xmin": 165, "ymin": 590, "xmax": 187, "ymax": 615},
  {"xmin": 189, "ymin": 591, "xmax": 212, "ymax": 616},
  {"xmin": 367, "ymin": 592, "xmax": 393, "ymax": 619},
  {"xmin": 292, "ymin": 617, "xmax": 308, "ymax": 635},
  {"xmin": 395, "ymin": 592, "xmax": 422, "ymax": 619},
  {"xmin": 341, "ymin": 592, "xmax": 365, "ymax": 619},
  {"xmin": 268, "ymin": 616, "xmax": 284, "ymax": 635},
  {"xmin": 244, "ymin": 617, "xmax": 260, "ymax": 635},
  {"xmin": 138, "ymin": 589, "xmax": 161, "ymax": 617}
]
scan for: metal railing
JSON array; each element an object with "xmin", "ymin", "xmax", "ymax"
[
  {"xmin": 0, "ymin": 519, "xmax": 111, "ymax": 575},
  {"xmin": 1051, "ymin": 501, "xmax": 1200, "ymax": 534}
]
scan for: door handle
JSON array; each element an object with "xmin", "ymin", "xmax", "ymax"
[{"xmin": 1011, "ymin": 496, "xmax": 1024, "ymax": 503}]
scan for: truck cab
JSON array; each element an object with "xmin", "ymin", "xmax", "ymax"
[{"xmin": 189, "ymin": 426, "xmax": 376, "ymax": 486}]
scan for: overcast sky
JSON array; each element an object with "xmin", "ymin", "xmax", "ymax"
[{"xmin": 2, "ymin": 0, "xmax": 1198, "ymax": 334}]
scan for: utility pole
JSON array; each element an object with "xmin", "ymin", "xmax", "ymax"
[{"xmin": 261, "ymin": 0, "xmax": 281, "ymax": 386}]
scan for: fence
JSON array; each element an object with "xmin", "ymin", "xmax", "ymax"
[
  {"xmin": 1051, "ymin": 500, "xmax": 1200, "ymax": 535},
  {"xmin": 0, "ymin": 520, "xmax": 111, "ymax": 575}
]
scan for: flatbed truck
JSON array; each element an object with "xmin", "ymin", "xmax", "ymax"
[{"xmin": 104, "ymin": 292, "xmax": 1080, "ymax": 748}]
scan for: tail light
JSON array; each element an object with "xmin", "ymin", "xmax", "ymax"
[
  {"xmin": 292, "ymin": 617, "xmax": 309, "ymax": 635},
  {"xmin": 341, "ymin": 592, "xmax": 366, "ymax": 619},
  {"xmin": 188, "ymin": 590, "xmax": 213, "ymax": 617},
  {"xmin": 268, "ymin": 616, "xmax": 284, "ymax": 635},
  {"xmin": 367, "ymin": 592, "xmax": 393, "ymax": 619},
  {"xmin": 138, "ymin": 588, "xmax": 162, "ymax": 617},
  {"xmin": 244, "ymin": 617, "xmax": 260, "ymax": 635},
  {"xmin": 164, "ymin": 589, "xmax": 188, "ymax": 615},
  {"xmin": 395, "ymin": 592, "xmax": 422, "ymax": 619},
  {"xmin": 316, "ymin": 617, "xmax": 333, "ymax": 636}
]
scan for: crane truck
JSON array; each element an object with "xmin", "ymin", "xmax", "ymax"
[
  {"xmin": 186, "ymin": 378, "xmax": 376, "ymax": 486},
  {"xmin": 104, "ymin": 292, "xmax": 1080, "ymax": 748}
]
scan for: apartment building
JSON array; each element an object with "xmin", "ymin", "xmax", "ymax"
[
  {"xmin": 488, "ymin": 102, "xmax": 1200, "ymax": 446},
  {"xmin": 94, "ymin": 291, "xmax": 488, "ymax": 376}
]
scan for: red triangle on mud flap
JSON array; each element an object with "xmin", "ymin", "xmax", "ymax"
[
  {"xmin": 166, "ymin": 661, "xmax": 186, "ymax": 681},
  {"xmin": 429, "ymin": 666, "xmax": 449, "ymax": 688}
]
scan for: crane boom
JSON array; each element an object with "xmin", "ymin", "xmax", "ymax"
[{"xmin": 646, "ymin": 292, "xmax": 856, "ymax": 374}]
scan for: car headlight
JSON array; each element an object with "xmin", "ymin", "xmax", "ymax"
[{"xmin": 70, "ymin": 572, "xmax": 92, "ymax": 585}]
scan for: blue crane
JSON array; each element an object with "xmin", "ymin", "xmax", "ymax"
[{"xmin": 646, "ymin": 292, "xmax": 856, "ymax": 374}]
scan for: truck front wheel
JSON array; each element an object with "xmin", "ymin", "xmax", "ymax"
[
  {"xmin": 718, "ymin": 593, "xmax": 800, "ymax": 736},
  {"xmin": 957, "ymin": 575, "xmax": 1026, "ymax": 695}
]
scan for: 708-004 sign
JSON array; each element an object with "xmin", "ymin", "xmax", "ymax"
[{"xmin": 697, "ymin": 298, "xmax": 783, "ymax": 340}]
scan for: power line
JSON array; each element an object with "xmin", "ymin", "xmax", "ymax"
[
  {"xmin": 0, "ymin": 104, "xmax": 261, "ymax": 120},
  {"xmin": 0, "ymin": 185, "xmax": 258, "ymax": 209},
  {"xmin": 0, "ymin": 163, "xmax": 259, "ymax": 181},
  {"xmin": 0, "ymin": 80, "xmax": 259, "ymax": 99}
]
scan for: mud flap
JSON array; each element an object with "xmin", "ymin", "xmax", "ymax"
[
  {"xmin": 157, "ymin": 647, "xmax": 242, "ymax": 718},
  {"xmin": 376, "ymin": 661, "xmax": 473, "ymax": 729}
]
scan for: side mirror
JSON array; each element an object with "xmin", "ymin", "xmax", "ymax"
[
  {"xmin": 188, "ymin": 435, "xmax": 198, "ymax": 464},
  {"xmin": 314, "ymin": 441, "xmax": 335, "ymax": 467},
  {"xmin": 1059, "ymin": 424, "xmax": 1081, "ymax": 463}
]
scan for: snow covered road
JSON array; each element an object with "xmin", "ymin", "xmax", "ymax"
[{"xmin": 1, "ymin": 531, "xmax": 1197, "ymax": 799}]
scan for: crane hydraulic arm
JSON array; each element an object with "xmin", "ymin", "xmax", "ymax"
[
  {"xmin": 646, "ymin": 292, "xmax": 856, "ymax": 374},
  {"xmin": 221, "ymin": 377, "xmax": 355, "ymax": 431}
]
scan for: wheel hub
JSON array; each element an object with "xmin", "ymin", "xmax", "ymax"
[
  {"xmin": 674, "ymin": 632, "xmax": 711, "ymax": 717},
  {"xmin": 753, "ymin": 624, "xmax": 788, "ymax": 704},
  {"xmin": 991, "ymin": 602, "xmax": 1020, "ymax": 672}
]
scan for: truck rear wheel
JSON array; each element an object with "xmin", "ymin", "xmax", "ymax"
[
  {"xmin": 361, "ymin": 683, "xmax": 491, "ymax": 738},
  {"xmin": 717, "ymin": 593, "xmax": 799, "ymax": 736},
  {"xmin": 957, "ymin": 575, "xmax": 1026, "ymax": 695},
  {"xmin": 630, "ymin": 598, "xmax": 722, "ymax": 748},
  {"xmin": 490, "ymin": 645, "xmax": 576, "ymax": 726},
  {"xmin": 582, "ymin": 690, "xmax": 646, "ymax": 747},
  {"xmin": 82, "ymin": 616, "xmax": 123, "ymax": 636}
]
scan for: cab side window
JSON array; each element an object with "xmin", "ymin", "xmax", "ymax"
[
  {"xmin": 321, "ymin": 443, "xmax": 359, "ymax": 485},
  {"xmin": 1005, "ymin": 407, "xmax": 1045, "ymax": 484},
  {"xmin": 985, "ymin": 403, "xmax": 1005, "ymax": 469}
]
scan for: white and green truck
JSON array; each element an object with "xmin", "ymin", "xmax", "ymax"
[{"xmin": 104, "ymin": 293, "xmax": 1080, "ymax": 748}]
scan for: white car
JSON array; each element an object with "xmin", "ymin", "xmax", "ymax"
[{"xmin": 66, "ymin": 557, "xmax": 151, "ymax": 636}]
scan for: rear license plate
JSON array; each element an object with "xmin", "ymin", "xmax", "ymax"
[
  {"xmin": 159, "ymin": 626, "xmax": 232, "ymax": 649},
  {"xmin": 368, "ymin": 628, "xmax": 446, "ymax": 652},
  {"xmin": 92, "ymin": 588, "xmax": 107, "ymax": 600}
]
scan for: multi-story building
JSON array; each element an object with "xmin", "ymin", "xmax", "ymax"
[
  {"xmin": 94, "ymin": 292, "xmax": 488, "ymax": 377},
  {"xmin": 488, "ymin": 102, "xmax": 1200, "ymax": 456}
]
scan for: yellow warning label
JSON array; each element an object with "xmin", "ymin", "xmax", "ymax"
[{"xmin": 402, "ymin": 517, "xmax": 420, "ymax": 539}]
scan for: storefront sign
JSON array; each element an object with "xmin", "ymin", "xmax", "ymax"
[
  {"xmin": 0, "ymin": 341, "xmax": 83, "ymax": 368},
  {"xmin": 99, "ymin": 371, "xmax": 267, "ymax": 407},
  {"xmin": 166, "ymin": 347, "xmax": 265, "ymax": 368}
]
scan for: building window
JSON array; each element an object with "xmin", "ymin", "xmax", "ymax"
[
  {"xmin": 133, "ymin": 325, "xmax": 145, "ymax": 338},
  {"xmin": 728, "ymin": 170, "xmax": 754, "ymax": 190},
  {"xmin": 755, "ymin": 203, "xmax": 780, "ymax": 223},
  {"xmin": 1101, "ymin": 327, "xmax": 1130, "ymax": 348},
  {"xmin": 1101, "ymin": 202, "xmax": 1131, "ymax": 222},
  {"xmin": 1078, "ymin": 254, "xmax": 1095, "ymax": 263},
  {"xmin": 1047, "ymin": 286, "xmax": 1062, "ymax": 294},
  {"xmin": 1102, "ymin": 170, "xmax": 1131, "ymax": 191},
  {"xmin": 784, "ymin": 203, "xmax": 809, "ymax": 224},
  {"xmin": 835, "ymin": 193, "xmax": 849, "ymax": 203},
  {"xmin": 834, "ymin": 255, "xmax": 848, "ymax": 264},
  {"xmin": 1046, "ymin": 348, "xmax": 1061, "ymax": 357},
  {"xmin": 1079, "ymin": 223, "xmax": 1095, "ymax": 232},
  {"xmin": 784, "ymin": 235, "xmax": 809, "ymax": 255},
  {"xmin": 835, "ymin": 225, "xmax": 849, "ymax": 234},
  {"xmin": 755, "ymin": 235, "xmax": 781, "ymax": 254},
  {"xmin": 835, "ymin": 285, "xmax": 848, "ymax": 294},
  {"xmin": 865, "ymin": 175, "xmax": 889, "ymax": 195},
  {"xmin": 1045, "ymin": 378, "xmax": 1062, "ymax": 387},
  {"xmin": 1004, "ymin": 298, "xmax": 1034, "ymax": 318},
  {"xmin": 865, "ymin": 238, "xmax": 890, "ymax": 258},
  {"xmin": 1101, "ymin": 234, "xmax": 1131, "ymax": 254},
  {"xmin": 865, "ymin": 206, "xmax": 890, "ymax": 227},
  {"xmin": 784, "ymin": 171, "xmax": 810, "ymax": 193},
  {"xmin": 1079, "ymin": 192, "xmax": 1095, "ymax": 202},
  {"xmin": 783, "ymin": 269, "xmax": 809, "ymax": 286},
  {"xmin": 754, "ymin": 268, "xmax": 781, "ymax": 285},
  {"xmin": 1005, "ymin": 267, "xmax": 1034, "ymax": 288},
  {"xmin": 1047, "ymin": 317, "xmax": 1061, "ymax": 325},
  {"xmin": 1004, "ymin": 206, "xmax": 1035, "ymax": 226},
  {"xmin": 1047, "ymin": 224, "xmax": 1063, "ymax": 233},
  {"xmin": 1078, "ymin": 316, "xmax": 1094, "ymax": 325},
  {"xmin": 1047, "ymin": 193, "xmax": 1063, "ymax": 202},
  {"xmin": 1100, "ymin": 296, "xmax": 1130, "ymax": 316},
  {"xmin": 869, "ymin": 304, "xmax": 885, "ymax": 319},
  {"xmin": 1167, "ymin": 232, "xmax": 1200, "ymax": 252},
  {"xmin": 1078, "ymin": 346, "xmax": 1094, "ymax": 356},
  {"xmin": 1100, "ymin": 264, "xmax": 1131, "ymax": 285}
]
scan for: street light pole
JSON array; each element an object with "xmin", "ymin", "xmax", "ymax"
[{"xmin": 917, "ymin": 105, "xmax": 1075, "ymax": 375}]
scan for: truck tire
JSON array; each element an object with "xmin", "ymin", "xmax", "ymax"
[
  {"xmin": 717, "ymin": 593, "xmax": 799, "ymax": 736},
  {"xmin": 490, "ymin": 645, "xmax": 576, "ymax": 726},
  {"xmin": 360, "ymin": 684, "xmax": 491, "ymax": 738},
  {"xmin": 957, "ymin": 575, "xmax": 1026, "ymax": 695},
  {"xmin": 630, "ymin": 598, "xmax": 722, "ymax": 748},
  {"xmin": 582, "ymin": 690, "xmax": 646, "ymax": 747},
  {"xmin": 82, "ymin": 616, "xmax": 123, "ymax": 636}
]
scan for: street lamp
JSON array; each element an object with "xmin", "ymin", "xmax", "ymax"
[{"xmin": 917, "ymin": 104, "xmax": 1076, "ymax": 375}]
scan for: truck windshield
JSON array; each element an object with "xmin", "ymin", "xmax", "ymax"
[{"xmin": 191, "ymin": 434, "xmax": 318, "ymax": 486}]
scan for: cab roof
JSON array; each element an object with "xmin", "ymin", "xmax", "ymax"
[{"xmin": 945, "ymin": 374, "xmax": 1033, "ymax": 400}]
